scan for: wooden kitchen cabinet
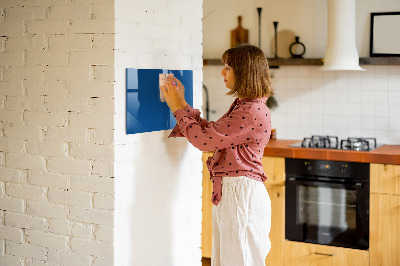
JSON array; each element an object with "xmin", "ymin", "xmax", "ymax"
[
  {"xmin": 201, "ymin": 153, "xmax": 286, "ymax": 265},
  {"xmin": 284, "ymin": 241, "xmax": 369, "ymax": 266},
  {"xmin": 370, "ymin": 163, "xmax": 400, "ymax": 266}
]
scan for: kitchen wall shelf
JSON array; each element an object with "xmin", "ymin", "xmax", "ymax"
[{"xmin": 203, "ymin": 57, "xmax": 400, "ymax": 67}]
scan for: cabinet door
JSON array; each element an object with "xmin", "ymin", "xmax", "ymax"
[
  {"xmin": 370, "ymin": 163, "xmax": 400, "ymax": 195},
  {"xmin": 264, "ymin": 184, "xmax": 284, "ymax": 266},
  {"xmin": 201, "ymin": 152, "xmax": 213, "ymax": 258},
  {"xmin": 262, "ymin": 156, "xmax": 285, "ymax": 185},
  {"xmin": 370, "ymin": 193, "xmax": 400, "ymax": 266},
  {"xmin": 284, "ymin": 241, "xmax": 369, "ymax": 266}
]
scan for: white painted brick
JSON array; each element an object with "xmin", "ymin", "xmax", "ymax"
[
  {"xmin": 4, "ymin": 96, "xmax": 46, "ymax": 111},
  {"xmin": 24, "ymin": 259, "xmax": 48, "ymax": 266},
  {"xmin": 47, "ymin": 249, "xmax": 91, "ymax": 266},
  {"xmin": 0, "ymin": 211, "xmax": 4, "ymax": 226},
  {"xmin": 77, "ymin": 98, "xmax": 115, "ymax": 114},
  {"xmin": 69, "ymin": 112, "xmax": 114, "ymax": 129},
  {"xmin": 70, "ymin": 144, "xmax": 114, "ymax": 161},
  {"xmin": 0, "ymin": 22, "xmax": 24, "ymax": 36},
  {"xmin": 27, "ymin": 200, "xmax": 69, "ymax": 219},
  {"xmin": 48, "ymin": 4, "xmax": 91, "ymax": 20},
  {"xmin": 3, "ymin": 66, "xmax": 44, "ymax": 81},
  {"xmin": 0, "ymin": 255, "xmax": 23, "ymax": 266},
  {"xmin": 0, "ymin": 167, "xmax": 25, "ymax": 183},
  {"xmin": 0, "ymin": 226, "xmax": 23, "ymax": 243},
  {"xmin": 94, "ymin": 225, "xmax": 112, "ymax": 243},
  {"xmin": 21, "ymin": 0, "xmax": 69, "ymax": 6},
  {"xmin": 0, "ymin": 138, "xmax": 25, "ymax": 154},
  {"xmin": 69, "ymin": 81, "xmax": 114, "ymax": 98},
  {"xmin": 24, "ymin": 111, "xmax": 68, "ymax": 127},
  {"xmin": 70, "ymin": 175, "xmax": 113, "ymax": 194},
  {"xmin": 92, "ymin": 3, "xmax": 114, "ymax": 20},
  {"xmin": 4, "ymin": 125, "xmax": 43, "ymax": 141},
  {"xmin": 69, "ymin": 50, "xmax": 113, "ymax": 66},
  {"xmin": 47, "ymin": 158, "xmax": 92, "ymax": 176},
  {"xmin": 6, "ymin": 153, "xmax": 46, "ymax": 171},
  {"xmin": 26, "ymin": 51, "xmax": 68, "ymax": 66},
  {"xmin": 4, "ymin": 6, "xmax": 46, "ymax": 22},
  {"xmin": 25, "ymin": 229, "xmax": 69, "ymax": 251},
  {"xmin": 28, "ymin": 171, "xmax": 69, "ymax": 189},
  {"xmin": 46, "ymin": 127, "xmax": 88, "ymax": 144},
  {"xmin": 43, "ymin": 96, "xmax": 81, "ymax": 112},
  {"xmin": 93, "ymin": 194, "xmax": 113, "ymax": 210},
  {"xmin": 0, "ymin": 197, "xmax": 24, "ymax": 213},
  {"xmin": 5, "ymin": 36, "xmax": 47, "ymax": 52},
  {"xmin": 90, "ymin": 128, "xmax": 114, "ymax": 146},
  {"xmin": 49, "ymin": 35, "xmax": 93, "ymax": 52},
  {"xmin": 0, "ymin": 37, "xmax": 5, "ymax": 52},
  {"xmin": 27, "ymin": 20, "xmax": 69, "ymax": 35},
  {"xmin": 69, "ymin": 207, "xmax": 113, "ymax": 226},
  {"xmin": 92, "ymin": 160, "xmax": 113, "ymax": 177},
  {"xmin": 44, "ymin": 66, "xmax": 91, "ymax": 82},
  {"xmin": 92, "ymin": 34, "xmax": 114, "ymax": 50},
  {"xmin": 69, "ymin": 19, "xmax": 114, "ymax": 34},
  {"xmin": 26, "ymin": 141, "xmax": 67, "ymax": 157},
  {"xmin": 71, "ymin": 222, "xmax": 92, "ymax": 239},
  {"xmin": 0, "ymin": 52, "xmax": 24, "ymax": 66},
  {"xmin": 0, "ymin": 81, "xmax": 24, "ymax": 96},
  {"xmin": 0, "ymin": 152, "xmax": 5, "ymax": 166},
  {"xmin": 48, "ymin": 219, "xmax": 71, "ymax": 236},
  {"xmin": 93, "ymin": 252, "xmax": 113, "ymax": 266},
  {"xmin": 6, "ymin": 183, "xmax": 46, "ymax": 201},
  {"xmin": 48, "ymin": 188, "xmax": 91, "ymax": 208},
  {"xmin": 25, "ymin": 80, "xmax": 67, "ymax": 97},
  {"xmin": 0, "ymin": 110, "xmax": 23, "ymax": 124},
  {"xmin": 5, "ymin": 212, "xmax": 48, "ymax": 231},
  {"xmin": 6, "ymin": 241, "xmax": 46, "ymax": 261},
  {"xmin": 93, "ymin": 65, "xmax": 114, "ymax": 82},
  {"xmin": 70, "ymin": 237, "xmax": 113, "ymax": 257}
]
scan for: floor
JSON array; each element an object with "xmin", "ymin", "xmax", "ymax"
[{"xmin": 202, "ymin": 257, "xmax": 211, "ymax": 266}]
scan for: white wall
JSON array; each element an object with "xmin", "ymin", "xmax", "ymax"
[
  {"xmin": 0, "ymin": 0, "xmax": 115, "ymax": 265},
  {"xmin": 203, "ymin": 0, "xmax": 400, "ymax": 145},
  {"xmin": 203, "ymin": 0, "xmax": 400, "ymax": 58},
  {"xmin": 113, "ymin": 0, "xmax": 203, "ymax": 265}
]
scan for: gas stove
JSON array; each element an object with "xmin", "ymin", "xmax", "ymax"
[{"xmin": 289, "ymin": 135, "xmax": 381, "ymax": 151}]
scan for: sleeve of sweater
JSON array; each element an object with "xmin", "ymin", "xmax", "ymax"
[
  {"xmin": 168, "ymin": 104, "xmax": 211, "ymax": 138},
  {"xmin": 171, "ymin": 106, "xmax": 256, "ymax": 152}
]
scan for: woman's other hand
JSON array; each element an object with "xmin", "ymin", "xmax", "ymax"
[
  {"xmin": 161, "ymin": 78, "xmax": 184, "ymax": 113},
  {"xmin": 168, "ymin": 76, "xmax": 187, "ymax": 108}
]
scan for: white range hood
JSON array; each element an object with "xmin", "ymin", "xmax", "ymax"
[{"xmin": 320, "ymin": 0, "xmax": 365, "ymax": 71}]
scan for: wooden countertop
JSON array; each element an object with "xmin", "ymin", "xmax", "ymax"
[{"xmin": 263, "ymin": 139, "xmax": 400, "ymax": 165}]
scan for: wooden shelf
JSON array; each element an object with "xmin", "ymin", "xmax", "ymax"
[{"xmin": 203, "ymin": 57, "xmax": 400, "ymax": 67}]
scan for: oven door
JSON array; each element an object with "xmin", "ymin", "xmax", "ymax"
[{"xmin": 285, "ymin": 177, "xmax": 369, "ymax": 250}]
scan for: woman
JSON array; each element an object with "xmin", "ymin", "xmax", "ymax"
[{"xmin": 161, "ymin": 44, "xmax": 273, "ymax": 266}]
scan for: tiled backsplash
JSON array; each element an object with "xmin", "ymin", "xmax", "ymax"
[{"xmin": 203, "ymin": 65, "xmax": 400, "ymax": 144}]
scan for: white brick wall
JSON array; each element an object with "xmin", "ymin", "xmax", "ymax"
[
  {"xmin": 0, "ymin": 0, "xmax": 115, "ymax": 265},
  {"xmin": 113, "ymin": 0, "xmax": 203, "ymax": 265}
]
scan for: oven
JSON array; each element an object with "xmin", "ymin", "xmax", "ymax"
[{"xmin": 285, "ymin": 158, "xmax": 370, "ymax": 250}]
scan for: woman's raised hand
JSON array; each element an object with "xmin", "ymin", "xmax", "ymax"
[{"xmin": 160, "ymin": 77, "xmax": 185, "ymax": 113}]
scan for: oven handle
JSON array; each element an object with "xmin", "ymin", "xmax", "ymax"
[{"xmin": 286, "ymin": 177, "xmax": 364, "ymax": 189}]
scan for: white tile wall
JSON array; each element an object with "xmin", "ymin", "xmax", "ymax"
[{"xmin": 203, "ymin": 65, "xmax": 400, "ymax": 144}]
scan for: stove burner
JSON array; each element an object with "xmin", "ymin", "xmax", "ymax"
[
  {"xmin": 301, "ymin": 135, "xmax": 339, "ymax": 149},
  {"xmin": 340, "ymin": 137, "xmax": 377, "ymax": 151}
]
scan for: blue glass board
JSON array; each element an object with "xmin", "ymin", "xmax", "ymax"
[{"xmin": 126, "ymin": 68, "xmax": 193, "ymax": 134}]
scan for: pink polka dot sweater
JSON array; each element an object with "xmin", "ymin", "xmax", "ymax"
[{"xmin": 169, "ymin": 97, "xmax": 272, "ymax": 206}]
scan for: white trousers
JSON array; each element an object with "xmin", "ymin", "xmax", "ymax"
[{"xmin": 211, "ymin": 176, "xmax": 271, "ymax": 266}]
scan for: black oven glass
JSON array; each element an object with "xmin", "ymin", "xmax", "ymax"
[{"xmin": 285, "ymin": 158, "xmax": 369, "ymax": 250}]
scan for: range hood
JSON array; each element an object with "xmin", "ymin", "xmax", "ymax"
[{"xmin": 320, "ymin": 0, "xmax": 365, "ymax": 71}]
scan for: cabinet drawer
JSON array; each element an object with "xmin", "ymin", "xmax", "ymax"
[
  {"xmin": 284, "ymin": 241, "xmax": 369, "ymax": 266},
  {"xmin": 262, "ymin": 156, "xmax": 285, "ymax": 185}
]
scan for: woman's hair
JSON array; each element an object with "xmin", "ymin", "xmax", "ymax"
[{"xmin": 221, "ymin": 44, "xmax": 273, "ymax": 99}]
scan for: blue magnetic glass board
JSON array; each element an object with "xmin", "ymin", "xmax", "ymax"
[{"xmin": 126, "ymin": 68, "xmax": 193, "ymax": 134}]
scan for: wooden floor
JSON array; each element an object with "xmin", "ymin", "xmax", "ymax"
[{"xmin": 202, "ymin": 257, "xmax": 211, "ymax": 266}]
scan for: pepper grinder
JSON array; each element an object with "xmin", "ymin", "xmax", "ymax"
[
  {"xmin": 273, "ymin": 21, "xmax": 279, "ymax": 58},
  {"xmin": 257, "ymin": 8, "xmax": 262, "ymax": 48}
]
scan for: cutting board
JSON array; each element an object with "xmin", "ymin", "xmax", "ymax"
[{"xmin": 231, "ymin": 16, "xmax": 249, "ymax": 48}]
